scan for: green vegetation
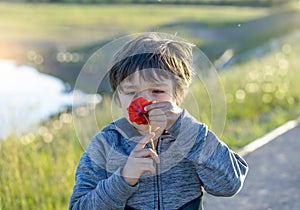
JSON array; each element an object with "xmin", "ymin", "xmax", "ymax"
[
  {"xmin": 186, "ymin": 33, "xmax": 300, "ymax": 150},
  {"xmin": 0, "ymin": 2, "xmax": 300, "ymax": 209},
  {"xmin": 221, "ymin": 36, "xmax": 300, "ymax": 148},
  {"xmin": 0, "ymin": 3, "xmax": 270, "ymax": 49},
  {"xmin": 0, "ymin": 114, "xmax": 82, "ymax": 209},
  {"xmin": 2, "ymin": 0, "xmax": 294, "ymax": 7}
]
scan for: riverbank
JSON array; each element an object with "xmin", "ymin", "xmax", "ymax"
[{"xmin": 0, "ymin": 59, "xmax": 101, "ymax": 140}]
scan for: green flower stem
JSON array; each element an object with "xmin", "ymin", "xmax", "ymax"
[
  {"xmin": 143, "ymin": 114, "xmax": 157, "ymax": 171},
  {"xmin": 143, "ymin": 114, "xmax": 155, "ymax": 151}
]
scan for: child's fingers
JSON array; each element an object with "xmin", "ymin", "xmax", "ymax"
[
  {"xmin": 149, "ymin": 108, "xmax": 166, "ymax": 117},
  {"xmin": 122, "ymin": 157, "xmax": 156, "ymax": 180},
  {"xmin": 133, "ymin": 132, "xmax": 155, "ymax": 152},
  {"xmin": 148, "ymin": 111, "xmax": 168, "ymax": 129},
  {"xmin": 148, "ymin": 119, "xmax": 166, "ymax": 130},
  {"xmin": 134, "ymin": 148, "xmax": 160, "ymax": 164},
  {"xmin": 146, "ymin": 168, "xmax": 156, "ymax": 175},
  {"xmin": 149, "ymin": 115, "xmax": 166, "ymax": 122},
  {"xmin": 137, "ymin": 158, "xmax": 156, "ymax": 174},
  {"xmin": 146, "ymin": 101, "xmax": 180, "ymax": 116},
  {"xmin": 144, "ymin": 101, "xmax": 168, "ymax": 112}
]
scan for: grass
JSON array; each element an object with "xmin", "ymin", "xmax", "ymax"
[
  {"xmin": 0, "ymin": 114, "xmax": 82, "ymax": 209},
  {"xmin": 0, "ymin": 3, "xmax": 270, "ymax": 61},
  {"xmin": 0, "ymin": 3, "xmax": 270, "ymax": 43},
  {"xmin": 221, "ymin": 36, "xmax": 300, "ymax": 149},
  {"xmin": 1, "ymin": 2, "xmax": 300, "ymax": 209},
  {"xmin": 187, "ymin": 33, "xmax": 300, "ymax": 150}
]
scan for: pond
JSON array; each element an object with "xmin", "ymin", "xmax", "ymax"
[{"xmin": 0, "ymin": 59, "xmax": 100, "ymax": 140}]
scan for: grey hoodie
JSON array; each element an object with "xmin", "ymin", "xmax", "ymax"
[{"xmin": 69, "ymin": 110, "xmax": 248, "ymax": 210}]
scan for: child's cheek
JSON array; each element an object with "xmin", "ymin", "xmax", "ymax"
[{"xmin": 160, "ymin": 95, "xmax": 174, "ymax": 103}]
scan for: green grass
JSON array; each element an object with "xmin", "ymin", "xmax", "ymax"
[
  {"xmin": 0, "ymin": 2, "xmax": 271, "ymax": 60},
  {"xmin": 0, "ymin": 3, "xmax": 270, "ymax": 43},
  {"xmin": 0, "ymin": 114, "xmax": 82, "ymax": 209},
  {"xmin": 187, "ymin": 33, "xmax": 300, "ymax": 150},
  {"xmin": 221, "ymin": 37, "xmax": 300, "ymax": 149},
  {"xmin": 1, "ymin": 2, "xmax": 300, "ymax": 209}
]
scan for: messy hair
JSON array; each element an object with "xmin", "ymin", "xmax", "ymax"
[{"xmin": 108, "ymin": 32, "xmax": 194, "ymax": 104}]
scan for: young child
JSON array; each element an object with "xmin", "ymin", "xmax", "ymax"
[{"xmin": 69, "ymin": 32, "xmax": 248, "ymax": 210}]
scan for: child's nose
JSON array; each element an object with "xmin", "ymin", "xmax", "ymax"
[{"xmin": 138, "ymin": 90, "xmax": 154, "ymax": 102}]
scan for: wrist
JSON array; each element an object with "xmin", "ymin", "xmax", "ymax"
[
  {"xmin": 124, "ymin": 177, "xmax": 138, "ymax": 186},
  {"xmin": 121, "ymin": 168, "xmax": 138, "ymax": 186}
]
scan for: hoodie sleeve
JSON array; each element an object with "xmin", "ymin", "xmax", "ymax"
[
  {"xmin": 187, "ymin": 126, "xmax": 248, "ymax": 196},
  {"xmin": 169, "ymin": 110, "xmax": 248, "ymax": 197},
  {"xmin": 69, "ymin": 134, "xmax": 138, "ymax": 210}
]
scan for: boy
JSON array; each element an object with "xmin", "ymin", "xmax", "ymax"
[{"xmin": 69, "ymin": 32, "xmax": 248, "ymax": 210}]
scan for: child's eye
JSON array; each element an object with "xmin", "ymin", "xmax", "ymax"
[{"xmin": 152, "ymin": 89, "xmax": 165, "ymax": 94}]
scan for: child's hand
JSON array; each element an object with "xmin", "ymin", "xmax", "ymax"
[
  {"xmin": 144, "ymin": 101, "xmax": 182, "ymax": 132},
  {"xmin": 121, "ymin": 132, "xmax": 160, "ymax": 186}
]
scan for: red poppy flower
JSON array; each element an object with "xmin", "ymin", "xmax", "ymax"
[
  {"xmin": 127, "ymin": 97, "xmax": 154, "ymax": 125},
  {"xmin": 127, "ymin": 97, "xmax": 156, "ymax": 150}
]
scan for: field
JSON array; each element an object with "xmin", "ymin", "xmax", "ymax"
[
  {"xmin": 0, "ymin": 3, "xmax": 272, "ymax": 61},
  {"xmin": 0, "ymin": 2, "xmax": 300, "ymax": 209}
]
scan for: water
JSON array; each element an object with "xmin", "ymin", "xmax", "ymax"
[{"xmin": 0, "ymin": 60, "xmax": 100, "ymax": 140}]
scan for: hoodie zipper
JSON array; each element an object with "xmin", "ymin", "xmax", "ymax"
[
  {"xmin": 156, "ymin": 165, "xmax": 160, "ymax": 210},
  {"xmin": 156, "ymin": 136, "xmax": 162, "ymax": 210}
]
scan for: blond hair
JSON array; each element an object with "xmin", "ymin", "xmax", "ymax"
[{"xmin": 109, "ymin": 32, "xmax": 194, "ymax": 104}]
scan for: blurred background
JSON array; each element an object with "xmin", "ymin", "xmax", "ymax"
[{"xmin": 0, "ymin": 0, "xmax": 299, "ymax": 209}]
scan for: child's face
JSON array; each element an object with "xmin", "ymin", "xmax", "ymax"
[{"xmin": 117, "ymin": 70, "xmax": 175, "ymax": 134}]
